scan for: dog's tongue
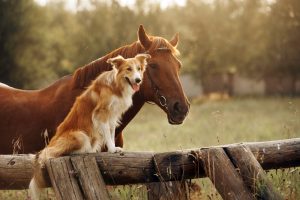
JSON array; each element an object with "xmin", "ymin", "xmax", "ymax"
[{"xmin": 132, "ymin": 84, "xmax": 140, "ymax": 92}]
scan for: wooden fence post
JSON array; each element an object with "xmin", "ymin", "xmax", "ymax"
[
  {"xmin": 46, "ymin": 157, "xmax": 83, "ymax": 200},
  {"xmin": 46, "ymin": 155, "xmax": 110, "ymax": 200},
  {"xmin": 226, "ymin": 145, "xmax": 283, "ymax": 200},
  {"xmin": 147, "ymin": 181, "xmax": 189, "ymax": 200},
  {"xmin": 196, "ymin": 148, "xmax": 254, "ymax": 200},
  {"xmin": 71, "ymin": 156, "xmax": 110, "ymax": 200},
  {"xmin": 147, "ymin": 153, "xmax": 189, "ymax": 200}
]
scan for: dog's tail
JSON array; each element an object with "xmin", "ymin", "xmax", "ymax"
[
  {"xmin": 29, "ymin": 175, "xmax": 42, "ymax": 200},
  {"xmin": 29, "ymin": 149, "xmax": 49, "ymax": 200},
  {"xmin": 29, "ymin": 131, "xmax": 79, "ymax": 199}
]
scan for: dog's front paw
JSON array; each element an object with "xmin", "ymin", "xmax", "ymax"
[
  {"xmin": 108, "ymin": 147, "xmax": 123, "ymax": 153},
  {"xmin": 114, "ymin": 147, "xmax": 123, "ymax": 153}
]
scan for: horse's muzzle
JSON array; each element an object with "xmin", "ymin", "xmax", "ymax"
[{"xmin": 167, "ymin": 100, "xmax": 190, "ymax": 124}]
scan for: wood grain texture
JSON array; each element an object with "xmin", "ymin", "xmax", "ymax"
[
  {"xmin": 46, "ymin": 157, "xmax": 83, "ymax": 200},
  {"xmin": 147, "ymin": 153, "xmax": 189, "ymax": 200},
  {"xmin": 147, "ymin": 181, "xmax": 189, "ymax": 200},
  {"xmin": 0, "ymin": 154, "xmax": 34, "ymax": 189},
  {"xmin": 226, "ymin": 145, "xmax": 283, "ymax": 200},
  {"xmin": 197, "ymin": 148, "xmax": 254, "ymax": 200},
  {"xmin": 0, "ymin": 138, "xmax": 299, "ymax": 190},
  {"xmin": 70, "ymin": 155, "xmax": 110, "ymax": 200}
]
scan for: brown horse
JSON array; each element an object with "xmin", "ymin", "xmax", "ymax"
[{"xmin": 0, "ymin": 25, "xmax": 189, "ymax": 154}]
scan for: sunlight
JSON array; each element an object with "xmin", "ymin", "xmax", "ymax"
[
  {"xmin": 35, "ymin": 0, "xmax": 187, "ymax": 10},
  {"xmin": 35, "ymin": 0, "xmax": 276, "ymax": 11}
]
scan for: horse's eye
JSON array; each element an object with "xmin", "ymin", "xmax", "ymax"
[
  {"xmin": 148, "ymin": 63, "xmax": 158, "ymax": 69},
  {"xmin": 127, "ymin": 67, "xmax": 132, "ymax": 72}
]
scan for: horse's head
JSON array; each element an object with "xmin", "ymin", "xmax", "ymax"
[{"xmin": 138, "ymin": 25, "xmax": 190, "ymax": 124}]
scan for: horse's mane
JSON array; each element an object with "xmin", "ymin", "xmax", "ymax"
[{"xmin": 72, "ymin": 36, "xmax": 178, "ymax": 88}]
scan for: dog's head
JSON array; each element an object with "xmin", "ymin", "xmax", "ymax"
[{"xmin": 107, "ymin": 54, "xmax": 150, "ymax": 92}]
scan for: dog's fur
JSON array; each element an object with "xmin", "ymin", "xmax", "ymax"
[{"xmin": 29, "ymin": 54, "xmax": 150, "ymax": 200}]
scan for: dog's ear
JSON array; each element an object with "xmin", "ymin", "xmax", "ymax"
[
  {"xmin": 107, "ymin": 55, "xmax": 125, "ymax": 69},
  {"xmin": 135, "ymin": 54, "xmax": 151, "ymax": 64},
  {"xmin": 135, "ymin": 54, "xmax": 151, "ymax": 71}
]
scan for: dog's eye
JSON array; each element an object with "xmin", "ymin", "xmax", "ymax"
[
  {"xmin": 127, "ymin": 67, "xmax": 132, "ymax": 72},
  {"xmin": 137, "ymin": 67, "xmax": 141, "ymax": 71}
]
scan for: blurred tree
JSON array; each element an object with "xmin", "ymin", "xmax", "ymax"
[
  {"xmin": 234, "ymin": 0, "xmax": 268, "ymax": 77},
  {"xmin": 176, "ymin": 0, "xmax": 243, "ymax": 93},
  {"xmin": 0, "ymin": 0, "xmax": 76, "ymax": 88},
  {"xmin": 0, "ymin": 0, "xmax": 40, "ymax": 87},
  {"xmin": 265, "ymin": 0, "xmax": 300, "ymax": 95},
  {"xmin": 1, "ymin": 0, "xmax": 299, "ymax": 95},
  {"xmin": 72, "ymin": 1, "xmax": 138, "ymax": 67}
]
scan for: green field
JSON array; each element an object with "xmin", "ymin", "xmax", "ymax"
[
  {"xmin": 122, "ymin": 97, "xmax": 300, "ymax": 200},
  {"xmin": 1, "ymin": 97, "xmax": 300, "ymax": 199},
  {"xmin": 125, "ymin": 97, "xmax": 300, "ymax": 151}
]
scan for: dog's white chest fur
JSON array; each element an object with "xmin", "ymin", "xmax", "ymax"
[
  {"xmin": 109, "ymin": 94, "xmax": 133, "ymax": 122},
  {"xmin": 91, "ymin": 92, "xmax": 133, "ymax": 153}
]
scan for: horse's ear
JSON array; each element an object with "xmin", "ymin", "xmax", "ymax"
[
  {"xmin": 107, "ymin": 55, "xmax": 125, "ymax": 69},
  {"xmin": 138, "ymin": 25, "xmax": 152, "ymax": 50},
  {"xmin": 169, "ymin": 33, "xmax": 179, "ymax": 48}
]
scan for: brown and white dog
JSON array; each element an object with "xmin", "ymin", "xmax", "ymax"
[{"xmin": 29, "ymin": 53, "xmax": 150, "ymax": 200}]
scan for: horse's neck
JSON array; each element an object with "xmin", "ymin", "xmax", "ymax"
[
  {"xmin": 41, "ymin": 75, "xmax": 80, "ymax": 111},
  {"xmin": 72, "ymin": 42, "xmax": 144, "ymax": 89},
  {"xmin": 39, "ymin": 42, "xmax": 145, "ymax": 134}
]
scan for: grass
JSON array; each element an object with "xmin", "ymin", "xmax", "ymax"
[
  {"xmin": 124, "ymin": 97, "xmax": 300, "ymax": 151},
  {"xmin": 122, "ymin": 97, "xmax": 300, "ymax": 200},
  {"xmin": 1, "ymin": 97, "xmax": 300, "ymax": 199}
]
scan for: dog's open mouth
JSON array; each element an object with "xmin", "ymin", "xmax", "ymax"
[{"xmin": 125, "ymin": 77, "xmax": 140, "ymax": 92}]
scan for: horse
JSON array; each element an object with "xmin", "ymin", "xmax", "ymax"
[{"xmin": 0, "ymin": 25, "xmax": 190, "ymax": 154}]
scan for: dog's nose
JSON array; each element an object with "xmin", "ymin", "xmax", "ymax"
[{"xmin": 135, "ymin": 78, "xmax": 141, "ymax": 84}]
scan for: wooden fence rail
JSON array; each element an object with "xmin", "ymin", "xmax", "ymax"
[{"xmin": 0, "ymin": 138, "xmax": 299, "ymax": 190}]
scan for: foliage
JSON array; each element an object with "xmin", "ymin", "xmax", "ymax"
[
  {"xmin": 0, "ymin": 0, "xmax": 299, "ymax": 90},
  {"xmin": 266, "ymin": 0, "xmax": 300, "ymax": 78}
]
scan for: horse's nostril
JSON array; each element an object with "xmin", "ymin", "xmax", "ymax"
[
  {"xmin": 173, "ymin": 102, "xmax": 181, "ymax": 113},
  {"xmin": 135, "ymin": 78, "xmax": 141, "ymax": 84},
  {"xmin": 173, "ymin": 101, "xmax": 189, "ymax": 116}
]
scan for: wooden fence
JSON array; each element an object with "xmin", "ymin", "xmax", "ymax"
[{"xmin": 0, "ymin": 138, "xmax": 299, "ymax": 199}]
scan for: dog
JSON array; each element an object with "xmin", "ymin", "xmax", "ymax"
[{"xmin": 29, "ymin": 53, "xmax": 150, "ymax": 200}]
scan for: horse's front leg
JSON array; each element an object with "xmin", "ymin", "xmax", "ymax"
[
  {"xmin": 115, "ymin": 132, "xmax": 124, "ymax": 148},
  {"xmin": 115, "ymin": 95, "xmax": 145, "ymax": 148}
]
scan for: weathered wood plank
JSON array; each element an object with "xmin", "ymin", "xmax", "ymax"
[
  {"xmin": 147, "ymin": 153, "xmax": 188, "ymax": 200},
  {"xmin": 46, "ymin": 157, "xmax": 83, "ymax": 200},
  {"xmin": 226, "ymin": 145, "xmax": 283, "ymax": 200},
  {"xmin": 246, "ymin": 139, "xmax": 300, "ymax": 169},
  {"xmin": 70, "ymin": 155, "xmax": 110, "ymax": 200},
  {"xmin": 95, "ymin": 152, "xmax": 155, "ymax": 185},
  {"xmin": 147, "ymin": 181, "xmax": 189, "ymax": 200},
  {"xmin": 0, "ymin": 154, "xmax": 34, "ymax": 189},
  {"xmin": 0, "ymin": 138, "xmax": 299, "ymax": 190},
  {"xmin": 197, "ymin": 148, "xmax": 254, "ymax": 200}
]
